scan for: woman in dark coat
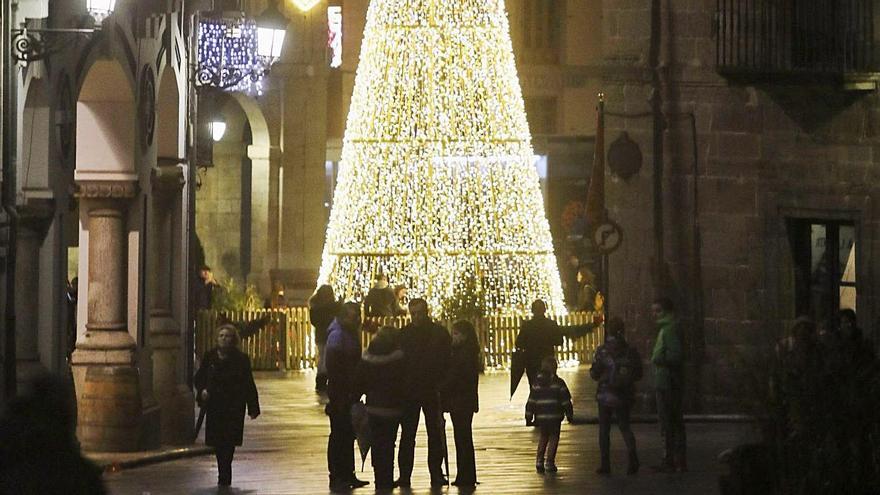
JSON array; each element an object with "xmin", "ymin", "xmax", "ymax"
[
  {"xmin": 354, "ymin": 327, "xmax": 405, "ymax": 490},
  {"xmin": 194, "ymin": 324, "xmax": 260, "ymax": 487},
  {"xmin": 441, "ymin": 320, "xmax": 481, "ymax": 487},
  {"xmin": 310, "ymin": 285, "xmax": 339, "ymax": 392}
]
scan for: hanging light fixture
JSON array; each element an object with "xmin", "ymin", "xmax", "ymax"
[
  {"xmin": 210, "ymin": 120, "xmax": 227, "ymax": 142},
  {"xmin": 87, "ymin": 0, "xmax": 116, "ymax": 23},
  {"xmin": 293, "ymin": 0, "xmax": 322, "ymax": 12},
  {"xmin": 255, "ymin": 0, "xmax": 288, "ymax": 59}
]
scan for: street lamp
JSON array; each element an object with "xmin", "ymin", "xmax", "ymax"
[
  {"xmin": 256, "ymin": 0, "xmax": 288, "ymax": 60},
  {"xmin": 293, "ymin": 0, "xmax": 322, "ymax": 12},
  {"xmin": 210, "ymin": 120, "xmax": 227, "ymax": 142},
  {"xmin": 86, "ymin": 0, "xmax": 117, "ymax": 23}
]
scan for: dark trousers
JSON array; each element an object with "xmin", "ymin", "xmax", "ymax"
[
  {"xmin": 327, "ymin": 403, "xmax": 355, "ymax": 483},
  {"xmin": 598, "ymin": 403, "xmax": 637, "ymax": 467},
  {"xmin": 450, "ymin": 410, "xmax": 477, "ymax": 484},
  {"xmin": 537, "ymin": 423, "xmax": 561, "ymax": 464},
  {"xmin": 215, "ymin": 445, "xmax": 236, "ymax": 485},
  {"xmin": 656, "ymin": 384, "xmax": 687, "ymax": 466},
  {"xmin": 368, "ymin": 415, "xmax": 400, "ymax": 489},
  {"xmin": 398, "ymin": 395, "xmax": 445, "ymax": 483}
]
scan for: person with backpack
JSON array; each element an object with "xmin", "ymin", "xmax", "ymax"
[{"xmin": 590, "ymin": 317, "xmax": 643, "ymax": 475}]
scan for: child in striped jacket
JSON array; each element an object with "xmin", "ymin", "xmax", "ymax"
[{"xmin": 525, "ymin": 356, "xmax": 574, "ymax": 473}]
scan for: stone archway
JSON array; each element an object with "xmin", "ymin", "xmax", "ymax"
[
  {"xmin": 70, "ymin": 59, "xmax": 142, "ymax": 453},
  {"xmin": 15, "ymin": 78, "xmax": 54, "ymax": 387},
  {"xmin": 146, "ymin": 64, "xmax": 194, "ymax": 444},
  {"xmin": 196, "ymin": 91, "xmax": 277, "ymax": 299}
]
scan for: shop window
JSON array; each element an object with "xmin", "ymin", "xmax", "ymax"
[{"xmin": 787, "ymin": 219, "xmax": 856, "ymax": 322}]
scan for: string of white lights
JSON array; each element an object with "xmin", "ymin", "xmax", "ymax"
[{"xmin": 318, "ymin": 0, "xmax": 566, "ymax": 316}]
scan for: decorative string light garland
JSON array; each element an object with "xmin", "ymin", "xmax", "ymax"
[
  {"xmin": 197, "ymin": 17, "xmax": 267, "ymax": 94},
  {"xmin": 317, "ymin": 0, "xmax": 566, "ymax": 316}
]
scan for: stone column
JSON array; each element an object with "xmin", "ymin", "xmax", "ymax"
[
  {"xmin": 15, "ymin": 221, "xmax": 47, "ymax": 387},
  {"xmin": 150, "ymin": 165, "xmax": 193, "ymax": 444},
  {"xmin": 71, "ymin": 180, "xmax": 142, "ymax": 452}
]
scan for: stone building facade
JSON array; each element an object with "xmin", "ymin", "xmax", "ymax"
[
  {"xmin": 2, "ymin": 0, "xmax": 195, "ymax": 449},
  {"xmin": 600, "ymin": 0, "xmax": 880, "ymax": 410}
]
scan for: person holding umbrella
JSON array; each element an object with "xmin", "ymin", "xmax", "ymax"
[
  {"xmin": 355, "ymin": 326, "xmax": 406, "ymax": 490},
  {"xmin": 193, "ymin": 325, "xmax": 260, "ymax": 487},
  {"xmin": 397, "ymin": 298, "xmax": 452, "ymax": 488},
  {"xmin": 441, "ymin": 320, "xmax": 481, "ymax": 487},
  {"xmin": 325, "ymin": 302, "xmax": 370, "ymax": 491}
]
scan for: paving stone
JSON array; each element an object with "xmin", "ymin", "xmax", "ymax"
[{"xmin": 104, "ymin": 369, "xmax": 756, "ymax": 494}]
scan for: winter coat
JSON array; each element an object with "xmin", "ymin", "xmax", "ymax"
[
  {"xmin": 364, "ymin": 285, "xmax": 397, "ymax": 317},
  {"xmin": 355, "ymin": 338, "xmax": 406, "ymax": 418},
  {"xmin": 516, "ymin": 316, "xmax": 563, "ymax": 371},
  {"xmin": 194, "ymin": 348, "xmax": 260, "ymax": 447},
  {"xmin": 577, "ymin": 283, "xmax": 598, "ymax": 312},
  {"xmin": 325, "ymin": 318, "xmax": 362, "ymax": 406},
  {"xmin": 309, "ymin": 300, "xmax": 339, "ymax": 346},
  {"xmin": 590, "ymin": 339, "xmax": 643, "ymax": 407},
  {"xmin": 400, "ymin": 320, "xmax": 452, "ymax": 401},
  {"xmin": 525, "ymin": 372, "xmax": 573, "ymax": 427},
  {"xmin": 651, "ymin": 313, "xmax": 683, "ymax": 390},
  {"xmin": 441, "ymin": 344, "xmax": 480, "ymax": 414}
]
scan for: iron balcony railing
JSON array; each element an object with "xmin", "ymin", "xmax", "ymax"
[{"xmin": 716, "ymin": 0, "xmax": 877, "ymax": 79}]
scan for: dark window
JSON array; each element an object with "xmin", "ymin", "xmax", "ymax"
[
  {"xmin": 515, "ymin": 0, "xmax": 562, "ymax": 64},
  {"xmin": 787, "ymin": 218, "xmax": 857, "ymax": 322}
]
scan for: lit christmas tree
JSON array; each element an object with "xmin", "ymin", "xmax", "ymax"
[{"xmin": 318, "ymin": 0, "xmax": 566, "ymax": 315}]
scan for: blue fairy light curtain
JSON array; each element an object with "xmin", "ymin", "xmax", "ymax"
[{"xmin": 197, "ymin": 17, "xmax": 268, "ymax": 94}]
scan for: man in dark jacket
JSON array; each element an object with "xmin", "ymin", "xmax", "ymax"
[
  {"xmin": 325, "ymin": 302, "xmax": 369, "ymax": 491},
  {"xmin": 590, "ymin": 317, "xmax": 642, "ymax": 475},
  {"xmin": 364, "ymin": 273, "xmax": 397, "ymax": 317},
  {"xmin": 397, "ymin": 298, "xmax": 452, "ymax": 487},
  {"xmin": 516, "ymin": 300, "xmax": 563, "ymax": 387}
]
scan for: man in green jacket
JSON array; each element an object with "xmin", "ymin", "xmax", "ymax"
[{"xmin": 650, "ymin": 297, "xmax": 687, "ymax": 472}]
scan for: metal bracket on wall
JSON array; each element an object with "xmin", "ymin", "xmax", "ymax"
[{"xmin": 11, "ymin": 27, "xmax": 99, "ymax": 63}]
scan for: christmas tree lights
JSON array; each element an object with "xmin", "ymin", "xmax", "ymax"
[{"xmin": 318, "ymin": 0, "xmax": 566, "ymax": 315}]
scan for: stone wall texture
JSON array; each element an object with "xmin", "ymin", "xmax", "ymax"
[{"xmin": 602, "ymin": 0, "xmax": 880, "ymax": 411}]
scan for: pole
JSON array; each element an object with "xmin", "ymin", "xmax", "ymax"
[
  {"xmin": 649, "ymin": 0, "xmax": 665, "ymax": 293},
  {"xmin": 184, "ymin": 5, "xmax": 200, "ymax": 388},
  {"xmin": 1, "ymin": 0, "xmax": 18, "ymax": 400}
]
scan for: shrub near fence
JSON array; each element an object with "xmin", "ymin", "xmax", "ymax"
[{"xmin": 196, "ymin": 308, "xmax": 604, "ymax": 371}]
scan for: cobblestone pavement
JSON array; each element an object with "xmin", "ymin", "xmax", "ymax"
[{"xmin": 104, "ymin": 368, "xmax": 756, "ymax": 494}]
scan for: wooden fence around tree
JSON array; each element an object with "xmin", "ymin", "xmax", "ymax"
[{"xmin": 196, "ymin": 308, "xmax": 604, "ymax": 371}]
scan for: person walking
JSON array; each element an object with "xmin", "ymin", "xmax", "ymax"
[
  {"xmin": 355, "ymin": 327, "xmax": 405, "ymax": 490},
  {"xmin": 397, "ymin": 298, "xmax": 452, "ymax": 488},
  {"xmin": 325, "ymin": 302, "xmax": 370, "ymax": 491},
  {"xmin": 193, "ymin": 325, "xmax": 260, "ymax": 487},
  {"xmin": 650, "ymin": 297, "xmax": 687, "ymax": 473},
  {"xmin": 309, "ymin": 285, "xmax": 340, "ymax": 393},
  {"xmin": 441, "ymin": 320, "xmax": 481, "ymax": 487},
  {"xmin": 516, "ymin": 300, "xmax": 563, "ymax": 388},
  {"xmin": 525, "ymin": 356, "xmax": 573, "ymax": 474},
  {"xmin": 590, "ymin": 317, "xmax": 643, "ymax": 475}
]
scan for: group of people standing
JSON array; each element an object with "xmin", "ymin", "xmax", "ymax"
[
  {"xmin": 319, "ymin": 296, "xmax": 480, "ymax": 491},
  {"xmin": 191, "ymin": 280, "xmax": 690, "ymax": 490}
]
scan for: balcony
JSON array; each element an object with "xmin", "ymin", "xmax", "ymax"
[{"xmin": 716, "ymin": 0, "xmax": 880, "ymax": 90}]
